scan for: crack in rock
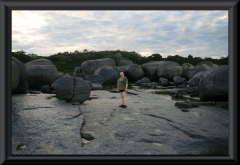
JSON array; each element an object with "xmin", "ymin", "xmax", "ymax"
[
  {"xmin": 22, "ymin": 106, "xmax": 54, "ymax": 110},
  {"xmin": 65, "ymin": 112, "xmax": 82, "ymax": 119},
  {"xmin": 169, "ymin": 124, "xmax": 206, "ymax": 139},
  {"xmin": 144, "ymin": 114, "xmax": 173, "ymax": 123}
]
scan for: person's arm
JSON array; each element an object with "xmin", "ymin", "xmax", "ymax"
[
  {"xmin": 125, "ymin": 84, "xmax": 128, "ymax": 92},
  {"xmin": 117, "ymin": 79, "xmax": 119, "ymax": 92}
]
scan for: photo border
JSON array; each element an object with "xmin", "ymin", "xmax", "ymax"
[{"xmin": 0, "ymin": 0, "xmax": 239, "ymax": 164}]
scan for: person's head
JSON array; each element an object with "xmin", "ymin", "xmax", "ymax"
[{"xmin": 120, "ymin": 72, "xmax": 124, "ymax": 77}]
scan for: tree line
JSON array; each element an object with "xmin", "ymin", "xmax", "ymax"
[{"xmin": 11, "ymin": 50, "xmax": 228, "ymax": 75}]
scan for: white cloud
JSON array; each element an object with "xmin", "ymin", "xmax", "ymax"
[{"xmin": 12, "ymin": 10, "xmax": 228, "ymax": 58}]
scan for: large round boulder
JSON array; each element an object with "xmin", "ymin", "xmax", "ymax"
[
  {"xmin": 116, "ymin": 65, "xmax": 129, "ymax": 74},
  {"xmin": 193, "ymin": 71, "xmax": 206, "ymax": 79},
  {"xmin": 25, "ymin": 59, "xmax": 59, "ymax": 89},
  {"xmin": 111, "ymin": 56, "xmax": 133, "ymax": 66},
  {"xmin": 54, "ymin": 75, "xmax": 74, "ymax": 101},
  {"xmin": 72, "ymin": 78, "xmax": 91, "ymax": 103},
  {"xmin": 181, "ymin": 63, "xmax": 194, "ymax": 79},
  {"xmin": 159, "ymin": 77, "xmax": 168, "ymax": 87},
  {"xmin": 136, "ymin": 77, "xmax": 150, "ymax": 85},
  {"xmin": 94, "ymin": 65, "xmax": 119, "ymax": 84},
  {"xmin": 74, "ymin": 67, "xmax": 82, "ymax": 73},
  {"xmin": 199, "ymin": 66, "xmax": 228, "ymax": 102},
  {"xmin": 173, "ymin": 76, "xmax": 183, "ymax": 85},
  {"xmin": 54, "ymin": 75, "xmax": 91, "ymax": 103},
  {"xmin": 86, "ymin": 74, "xmax": 105, "ymax": 84},
  {"xmin": 186, "ymin": 61, "xmax": 218, "ymax": 79},
  {"xmin": 157, "ymin": 61, "xmax": 182, "ymax": 79},
  {"xmin": 12, "ymin": 57, "xmax": 28, "ymax": 94},
  {"xmin": 73, "ymin": 72, "xmax": 86, "ymax": 80},
  {"xmin": 12, "ymin": 61, "xmax": 19, "ymax": 92},
  {"xmin": 125, "ymin": 64, "xmax": 145, "ymax": 82},
  {"xmin": 81, "ymin": 58, "xmax": 116, "ymax": 75},
  {"xmin": 141, "ymin": 61, "xmax": 162, "ymax": 81},
  {"xmin": 188, "ymin": 77, "xmax": 200, "ymax": 87}
]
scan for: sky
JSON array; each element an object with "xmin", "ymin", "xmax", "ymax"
[{"xmin": 12, "ymin": 10, "xmax": 228, "ymax": 59}]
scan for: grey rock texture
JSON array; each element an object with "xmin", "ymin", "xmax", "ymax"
[
  {"xmin": 111, "ymin": 56, "xmax": 133, "ymax": 66},
  {"xmin": 157, "ymin": 61, "xmax": 182, "ymax": 79},
  {"xmin": 73, "ymin": 72, "xmax": 86, "ymax": 80},
  {"xmin": 25, "ymin": 59, "xmax": 59, "ymax": 90},
  {"xmin": 141, "ymin": 61, "xmax": 162, "ymax": 81},
  {"xmin": 81, "ymin": 58, "xmax": 116, "ymax": 75},
  {"xmin": 12, "ymin": 90, "xmax": 228, "ymax": 155},
  {"xmin": 72, "ymin": 79, "xmax": 91, "ymax": 103},
  {"xmin": 186, "ymin": 61, "xmax": 218, "ymax": 80},
  {"xmin": 54, "ymin": 75, "xmax": 74, "ymax": 101},
  {"xmin": 159, "ymin": 77, "xmax": 168, "ymax": 87},
  {"xmin": 94, "ymin": 65, "xmax": 119, "ymax": 84},
  {"xmin": 125, "ymin": 64, "xmax": 145, "ymax": 82},
  {"xmin": 86, "ymin": 74, "xmax": 105, "ymax": 84},
  {"xmin": 116, "ymin": 65, "xmax": 129, "ymax": 74},
  {"xmin": 193, "ymin": 71, "xmax": 206, "ymax": 79},
  {"xmin": 74, "ymin": 67, "xmax": 82, "ymax": 73},
  {"xmin": 54, "ymin": 75, "xmax": 91, "ymax": 103},
  {"xmin": 188, "ymin": 77, "xmax": 200, "ymax": 87},
  {"xmin": 12, "ymin": 61, "xmax": 19, "ymax": 92},
  {"xmin": 12, "ymin": 94, "xmax": 84, "ymax": 155},
  {"xmin": 41, "ymin": 85, "xmax": 52, "ymax": 94},
  {"xmin": 181, "ymin": 63, "xmax": 194, "ymax": 79},
  {"xmin": 12, "ymin": 57, "xmax": 28, "ymax": 94},
  {"xmin": 173, "ymin": 76, "xmax": 183, "ymax": 85},
  {"xmin": 199, "ymin": 66, "xmax": 228, "ymax": 102},
  {"xmin": 136, "ymin": 77, "xmax": 150, "ymax": 85}
]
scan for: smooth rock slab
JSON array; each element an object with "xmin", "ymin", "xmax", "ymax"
[{"xmin": 12, "ymin": 93, "xmax": 84, "ymax": 155}]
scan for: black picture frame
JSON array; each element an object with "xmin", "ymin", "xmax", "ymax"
[{"xmin": 0, "ymin": 0, "xmax": 239, "ymax": 164}]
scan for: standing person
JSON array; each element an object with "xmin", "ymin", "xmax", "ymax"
[{"xmin": 117, "ymin": 72, "xmax": 128, "ymax": 108}]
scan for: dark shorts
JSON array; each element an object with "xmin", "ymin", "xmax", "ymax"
[{"xmin": 119, "ymin": 90, "xmax": 125, "ymax": 93}]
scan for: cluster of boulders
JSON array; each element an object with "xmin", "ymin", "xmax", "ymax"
[
  {"xmin": 12, "ymin": 55, "xmax": 228, "ymax": 103},
  {"xmin": 11, "ymin": 57, "xmax": 92, "ymax": 104}
]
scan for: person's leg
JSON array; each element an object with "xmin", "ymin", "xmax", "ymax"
[
  {"xmin": 120, "ymin": 92, "xmax": 124, "ymax": 105},
  {"xmin": 122, "ymin": 92, "xmax": 126, "ymax": 106}
]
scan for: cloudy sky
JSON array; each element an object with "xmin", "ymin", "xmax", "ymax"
[{"xmin": 12, "ymin": 10, "xmax": 228, "ymax": 59}]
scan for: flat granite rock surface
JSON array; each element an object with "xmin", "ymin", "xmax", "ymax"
[{"xmin": 12, "ymin": 89, "xmax": 228, "ymax": 155}]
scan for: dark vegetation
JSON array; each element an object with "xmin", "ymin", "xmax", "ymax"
[{"xmin": 12, "ymin": 50, "xmax": 228, "ymax": 75}]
